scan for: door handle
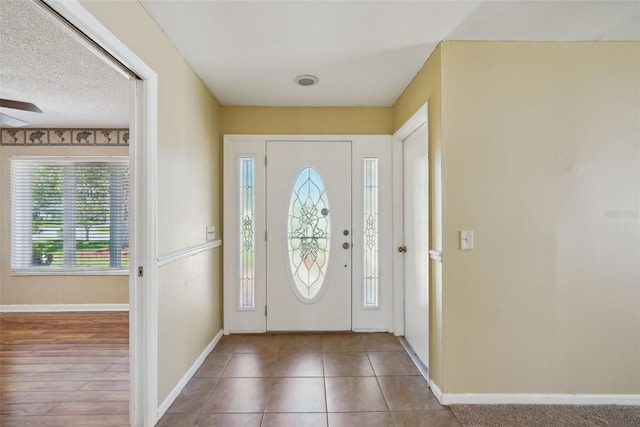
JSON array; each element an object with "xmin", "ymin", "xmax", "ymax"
[
  {"xmin": 398, "ymin": 246, "xmax": 407, "ymax": 253},
  {"xmin": 343, "ymin": 242, "xmax": 350, "ymax": 249}
]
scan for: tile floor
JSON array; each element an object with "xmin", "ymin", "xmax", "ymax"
[{"xmin": 156, "ymin": 333, "xmax": 461, "ymax": 427}]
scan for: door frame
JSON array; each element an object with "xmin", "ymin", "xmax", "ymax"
[
  {"xmin": 43, "ymin": 2, "xmax": 159, "ymax": 425},
  {"xmin": 223, "ymin": 135, "xmax": 393, "ymax": 334},
  {"xmin": 392, "ymin": 103, "xmax": 429, "ymax": 337}
]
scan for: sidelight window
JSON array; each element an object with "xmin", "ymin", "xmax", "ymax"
[
  {"xmin": 239, "ymin": 158, "xmax": 255, "ymax": 308},
  {"xmin": 363, "ymin": 158, "xmax": 379, "ymax": 307}
]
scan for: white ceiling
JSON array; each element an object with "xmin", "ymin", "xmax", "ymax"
[
  {"xmin": 140, "ymin": 0, "xmax": 640, "ymax": 107},
  {"xmin": 1, "ymin": 1, "xmax": 638, "ymax": 128},
  {"xmin": 0, "ymin": 0, "xmax": 129, "ymax": 128}
]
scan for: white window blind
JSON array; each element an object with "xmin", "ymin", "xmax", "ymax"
[{"xmin": 10, "ymin": 157, "xmax": 129, "ymax": 272}]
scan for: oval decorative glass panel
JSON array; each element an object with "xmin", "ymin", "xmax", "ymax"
[{"xmin": 288, "ymin": 167, "xmax": 330, "ymax": 301}]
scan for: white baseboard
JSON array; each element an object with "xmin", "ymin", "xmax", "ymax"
[
  {"xmin": 157, "ymin": 329, "xmax": 224, "ymax": 419},
  {"xmin": 0, "ymin": 304, "xmax": 129, "ymax": 312},
  {"xmin": 440, "ymin": 393, "xmax": 640, "ymax": 406},
  {"xmin": 430, "ymin": 380, "xmax": 444, "ymax": 403}
]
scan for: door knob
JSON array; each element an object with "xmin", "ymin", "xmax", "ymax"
[
  {"xmin": 398, "ymin": 246, "xmax": 407, "ymax": 253},
  {"xmin": 343, "ymin": 242, "xmax": 350, "ymax": 249}
]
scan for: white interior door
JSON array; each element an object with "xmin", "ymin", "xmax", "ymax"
[
  {"xmin": 266, "ymin": 141, "xmax": 352, "ymax": 331},
  {"xmin": 403, "ymin": 123, "xmax": 429, "ymax": 367}
]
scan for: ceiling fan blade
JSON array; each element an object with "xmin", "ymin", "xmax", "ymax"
[
  {"xmin": 0, "ymin": 98, "xmax": 43, "ymax": 113},
  {"xmin": 0, "ymin": 112, "xmax": 29, "ymax": 127}
]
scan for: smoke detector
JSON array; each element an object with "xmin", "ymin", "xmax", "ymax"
[{"xmin": 294, "ymin": 75, "xmax": 319, "ymax": 87}]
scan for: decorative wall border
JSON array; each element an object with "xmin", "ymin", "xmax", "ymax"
[{"xmin": 0, "ymin": 128, "xmax": 129, "ymax": 146}]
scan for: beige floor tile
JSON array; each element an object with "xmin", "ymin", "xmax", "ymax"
[
  {"xmin": 210, "ymin": 335, "xmax": 244, "ymax": 353},
  {"xmin": 321, "ymin": 334, "xmax": 364, "ymax": 352},
  {"xmin": 222, "ymin": 353, "xmax": 278, "ymax": 377},
  {"xmin": 273, "ymin": 352, "xmax": 324, "ymax": 377},
  {"xmin": 393, "ymin": 410, "xmax": 462, "ymax": 427},
  {"xmin": 360, "ymin": 333, "xmax": 404, "ymax": 351},
  {"xmin": 325, "ymin": 377, "xmax": 388, "ymax": 412},
  {"xmin": 194, "ymin": 352, "xmax": 233, "ymax": 377},
  {"xmin": 201, "ymin": 378, "xmax": 271, "ymax": 413},
  {"xmin": 279, "ymin": 334, "xmax": 323, "ymax": 352},
  {"xmin": 328, "ymin": 411, "xmax": 395, "ymax": 427},
  {"xmin": 377, "ymin": 376, "xmax": 442, "ymax": 411},
  {"xmin": 323, "ymin": 352, "xmax": 374, "ymax": 377},
  {"xmin": 367, "ymin": 351, "xmax": 420, "ymax": 376},
  {"xmin": 153, "ymin": 413, "xmax": 197, "ymax": 427},
  {"xmin": 154, "ymin": 333, "xmax": 463, "ymax": 427},
  {"xmin": 264, "ymin": 377, "xmax": 326, "ymax": 413},
  {"xmin": 196, "ymin": 413, "xmax": 262, "ymax": 426},
  {"xmin": 167, "ymin": 377, "xmax": 218, "ymax": 414},
  {"xmin": 262, "ymin": 412, "xmax": 327, "ymax": 427},
  {"xmin": 236, "ymin": 335, "xmax": 282, "ymax": 353}
]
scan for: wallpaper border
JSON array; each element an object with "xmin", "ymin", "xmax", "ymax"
[{"xmin": 1, "ymin": 128, "xmax": 129, "ymax": 146}]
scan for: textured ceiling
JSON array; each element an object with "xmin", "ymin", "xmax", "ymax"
[
  {"xmin": 0, "ymin": 0, "xmax": 129, "ymax": 128},
  {"xmin": 141, "ymin": 0, "xmax": 640, "ymax": 107}
]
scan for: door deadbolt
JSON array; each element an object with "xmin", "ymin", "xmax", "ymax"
[
  {"xmin": 343, "ymin": 229, "xmax": 349, "ymax": 236},
  {"xmin": 343, "ymin": 242, "xmax": 351, "ymax": 249}
]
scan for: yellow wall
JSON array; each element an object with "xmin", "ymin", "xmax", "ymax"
[
  {"xmin": 222, "ymin": 106, "xmax": 392, "ymax": 135},
  {"xmin": 440, "ymin": 41, "xmax": 640, "ymax": 394},
  {"xmin": 0, "ymin": 145, "xmax": 129, "ymax": 305},
  {"xmin": 391, "ymin": 45, "xmax": 444, "ymax": 388},
  {"xmin": 81, "ymin": 0, "xmax": 224, "ymax": 404}
]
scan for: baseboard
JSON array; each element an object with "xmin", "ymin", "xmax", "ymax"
[
  {"xmin": 0, "ymin": 303, "xmax": 129, "ymax": 312},
  {"xmin": 157, "ymin": 329, "xmax": 224, "ymax": 418},
  {"xmin": 440, "ymin": 393, "xmax": 640, "ymax": 406},
  {"xmin": 430, "ymin": 380, "xmax": 444, "ymax": 403}
]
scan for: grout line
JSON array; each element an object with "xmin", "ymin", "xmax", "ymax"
[
  {"xmin": 374, "ymin": 373, "xmax": 392, "ymax": 412},
  {"xmin": 44, "ymin": 402, "xmax": 62, "ymax": 415},
  {"xmin": 322, "ymin": 345, "xmax": 329, "ymax": 417}
]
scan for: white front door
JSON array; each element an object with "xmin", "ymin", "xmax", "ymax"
[
  {"xmin": 266, "ymin": 141, "xmax": 352, "ymax": 331},
  {"xmin": 403, "ymin": 123, "xmax": 429, "ymax": 367}
]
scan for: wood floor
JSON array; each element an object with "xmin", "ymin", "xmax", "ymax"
[{"xmin": 0, "ymin": 311, "xmax": 129, "ymax": 426}]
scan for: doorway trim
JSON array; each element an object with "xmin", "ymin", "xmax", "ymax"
[
  {"xmin": 391, "ymin": 103, "xmax": 428, "ymax": 337},
  {"xmin": 223, "ymin": 134, "xmax": 393, "ymax": 334},
  {"xmin": 43, "ymin": 2, "xmax": 159, "ymax": 425}
]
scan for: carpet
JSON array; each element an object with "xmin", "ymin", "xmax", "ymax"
[{"xmin": 449, "ymin": 404, "xmax": 640, "ymax": 427}]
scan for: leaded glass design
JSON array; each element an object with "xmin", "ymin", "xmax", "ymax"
[
  {"xmin": 239, "ymin": 158, "xmax": 255, "ymax": 309},
  {"xmin": 364, "ymin": 158, "xmax": 379, "ymax": 307},
  {"xmin": 288, "ymin": 167, "xmax": 330, "ymax": 301}
]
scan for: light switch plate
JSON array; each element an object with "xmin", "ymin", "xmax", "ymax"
[
  {"xmin": 206, "ymin": 225, "xmax": 216, "ymax": 241},
  {"xmin": 460, "ymin": 230, "xmax": 474, "ymax": 250}
]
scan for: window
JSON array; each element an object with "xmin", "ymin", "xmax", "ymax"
[
  {"xmin": 363, "ymin": 158, "xmax": 379, "ymax": 307},
  {"xmin": 288, "ymin": 167, "xmax": 330, "ymax": 301},
  {"xmin": 10, "ymin": 157, "xmax": 129, "ymax": 272},
  {"xmin": 239, "ymin": 157, "xmax": 255, "ymax": 308}
]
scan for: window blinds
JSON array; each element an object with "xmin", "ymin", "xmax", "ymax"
[{"xmin": 10, "ymin": 158, "xmax": 129, "ymax": 271}]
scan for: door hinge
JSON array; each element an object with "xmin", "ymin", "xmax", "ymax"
[
  {"xmin": 137, "ymin": 266, "xmax": 144, "ymax": 277},
  {"xmin": 265, "ymin": 156, "xmax": 267, "ymax": 167},
  {"xmin": 265, "ymin": 305, "xmax": 267, "ymax": 316},
  {"xmin": 265, "ymin": 230, "xmax": 267, "ymax": 241}
]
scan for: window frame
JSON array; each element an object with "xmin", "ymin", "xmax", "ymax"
[{"xmin": 10, "ymin": 155, "xmax": 130, "ymax": 276}]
